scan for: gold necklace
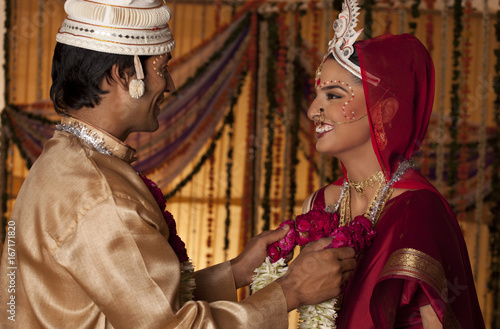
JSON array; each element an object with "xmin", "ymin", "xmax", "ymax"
[
  {"xmin": 339, "ymin": 173, "xmax": 393, "ymax": 227},
  {"xmin": 347, "ymin": 171, "xmax": 385, "ymax": 196}
]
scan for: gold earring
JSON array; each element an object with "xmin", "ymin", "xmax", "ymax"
[{"xmin": 375, "ymin": 107, "xmax": 387, "ymax": 150}]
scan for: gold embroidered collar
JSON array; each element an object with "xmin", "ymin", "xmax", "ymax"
[{"xmin": 56, "ymin": 116, "xmax": 137, "ymax": 164}]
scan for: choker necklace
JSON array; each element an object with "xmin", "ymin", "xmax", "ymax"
[
  {"xmin": 347, "ymin": 171, "xmax": 385, "ymax": 196},
  {"xmin": 332, "ymin": 162, "xmax": 413, "ymax": 226}
]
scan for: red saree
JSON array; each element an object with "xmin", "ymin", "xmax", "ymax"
[
  {"xmin": 326, "ymin": 34, "xmax": 485, "ymax": 327},
  {"xmin": 308, "ymin": 187, "xmax": 484, "ymax": 328}
]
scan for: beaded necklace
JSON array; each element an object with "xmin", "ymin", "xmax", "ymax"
[{"xmin": 327, "ymin": 161, "xmax": 413, "ymax": 225}]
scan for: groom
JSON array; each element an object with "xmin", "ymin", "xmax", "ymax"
[{"xmin": 0, "ymin": 1, "xmax": 356, "ymax": 328}]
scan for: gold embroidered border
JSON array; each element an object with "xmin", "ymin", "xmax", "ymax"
[
  {"xmin": 379, "ymin": 248, "xmax": 462, "ymax": 328},
  {"xmin": 379, "ymin": 248, "xmax": 447, "ymax": 300}
]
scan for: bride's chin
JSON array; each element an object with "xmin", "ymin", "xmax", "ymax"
[{"xmin": 315, "ymin": 143, "xmax": 335, "ymax": 155}]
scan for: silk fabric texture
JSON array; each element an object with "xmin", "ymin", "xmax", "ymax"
[
  {"xmin": 325, "ymin": 34, "xmax": 485, "ymax": 327},
  {"xmin": 0, "ymin": 117, "xmax": 288, "ymax": 328}
]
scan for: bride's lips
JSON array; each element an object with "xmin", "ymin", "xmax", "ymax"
[{"xmin": 315, "ymin": 124, "xmax": 333, "ymax": 139}]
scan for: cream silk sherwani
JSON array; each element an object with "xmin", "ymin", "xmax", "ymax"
[{"xmin": 0, "ymin": 117, "xmax": 287, "ymax": 328}]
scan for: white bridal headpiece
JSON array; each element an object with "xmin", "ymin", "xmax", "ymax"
[
  {"xmin": 326, "ymin": 0, "xmax": 363, "ymax": 79},
  {"xmin": 317, "ymin": 0, "xmax": 379, "ymax": 86},
  {"xmin": 56, "ymin": 0, "xmax": 176, "ymax": 98}
]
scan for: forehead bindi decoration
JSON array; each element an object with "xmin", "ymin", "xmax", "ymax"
[{"xmin": 318, "ymin": 80, "xmax": 356, "ymax": 120}]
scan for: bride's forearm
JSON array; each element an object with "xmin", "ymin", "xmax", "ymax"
[{"xmin": 420, "ymin": 304, "xmax": 443, "ymax": 329}]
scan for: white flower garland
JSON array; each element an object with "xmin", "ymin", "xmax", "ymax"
[
  {"xmin": 298, "ymin": 299, "xmax": 337, "ymax": 329},
  {"xmin": 179, "ymin": 260, "xmax": 196, "ymax": 306},
  {"xmin": 251, "ymin": 257, "xmax": 288, "ymax": 292},
  {"xmin": 251, "ymin": 258, "xmax": 339, "ymax": 328}
]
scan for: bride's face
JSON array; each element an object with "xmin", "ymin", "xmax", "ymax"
[{"xmin": 307, "ymin": 59, "xmax": 371, "ymax": 158}]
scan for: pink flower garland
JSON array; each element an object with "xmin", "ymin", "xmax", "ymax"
[
  {"xmin": 267, "ymin": 208, "xmax": 376, "ymax": 263},
  {"xmin": 140, "ymin": 174, "xmax": 189, "ymax": 263}
]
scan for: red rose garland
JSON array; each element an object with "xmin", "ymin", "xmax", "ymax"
[
  {"xmin": 140, "ymin": 174, "xmax": 189, "ymax": 263},
  {"xmin": 267, "ymin": 209, "xmax": 377, "ymax": 263},
  {"xmin": 257, "ymin": 206, "xmax": 377, "ymax": 328}
]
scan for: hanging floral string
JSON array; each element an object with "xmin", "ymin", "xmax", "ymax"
[
  {"xmin": 456, "ymin": 0, "xmax": 472, "ymax": 222},
  {"xmin": 271, "ymin": 3, "xmax": 287, "ymax": 227},
  {"xmin": 288, "ymin": 11, "xmax": 302, "ymax": 217},
  {"xmin": 36, "ymin": 0, "xmax": 44, "ymax": 101},
  {"xmin": 281, "ymin": 6, "xmax": 296, "ymax": 221},
  {"xmin": 223, "ymin": 106, "xmax": 235, "ymax": 259},
  {"xmin": 240, "ymin": 7, "xmax": 259, "ymax": 249},
  {"xmin": 408, "ymin": 0, "xmax": 421, "ymax": 35},
  {"xmin": 309, "ymin": 0, "xmax": 319, "ymax": 52},
  {"xmin": 473, "ymin": 0, "xmax": 489, "ymax": 280},
  {"xmin": 488, "ymin": 7, "xmax": 500, "ymax": 329},
  {"xmin": 272, "ymin": 126, "xmax": 283, "ymax": 227},
  {"xmin": 307, "ymin": 0, "xmax": 321, "ymax": 195},
  {"xmin": 436, "ymin": 0, "xmax": 449, "ymax": 191},
  {"xmin": 215, "ymin": 0, "xmax": 222, "ymax": 30},
  {"xmin": 9, "ymin": 0, "xmax": 17, "ymax": 104},
  {"xmin": 0, "ymin": 0, "xmax": 11, "ymax": 236},
  {"xmin": 419, "ymin": 0, "xmax": 436, "ymax": 178},
  {"xmin": 318, "ymin": 1, "xmax": 332, "ymax": 187},
  {"xmin": 222, "ymin": 52, "xmax": 248, "ymax": 258},
  {"xmin": 206, "ymin": 154, "xmax": 215, "ymax": 267},
  {"xmin": 424, "ymin": 0, "xmax": 436, "ymax": 51},
  {"xmin": 220, "ymin": 6, "xmax": 251, "ymax": 257},
  {"xmin": 447, "ymin": 0, "xmax": 464, "ymax": 199},
  {"xmin": 261, "ymin": 10, "xmax": 278, "ymax": 231}
]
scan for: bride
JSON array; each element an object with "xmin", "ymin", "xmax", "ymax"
[{"xmin": 254, "ymin": 0, "xmax": 485, "ymax": 327}]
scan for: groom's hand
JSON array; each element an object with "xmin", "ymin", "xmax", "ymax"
[
  {"xmin": 230, "ymin": 225, "xmax": 291, "ymax": 289},
  {"xmin": 276, "ymin": 241, "xmax": 356, "ymax": 312}
]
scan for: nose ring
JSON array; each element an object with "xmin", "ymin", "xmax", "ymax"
[{"xmin": 314, "ymin": 108, "xmax": 325, "ymax": 127}]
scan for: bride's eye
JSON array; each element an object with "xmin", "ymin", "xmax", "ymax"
[{"xmin": 327, "ymin": 93, "xmax": 340, "ymax": 100}]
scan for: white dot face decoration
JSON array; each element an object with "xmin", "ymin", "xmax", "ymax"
[{"xmin": 317, "ymin": 79, "xmax": 357, "ymax": 121}]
